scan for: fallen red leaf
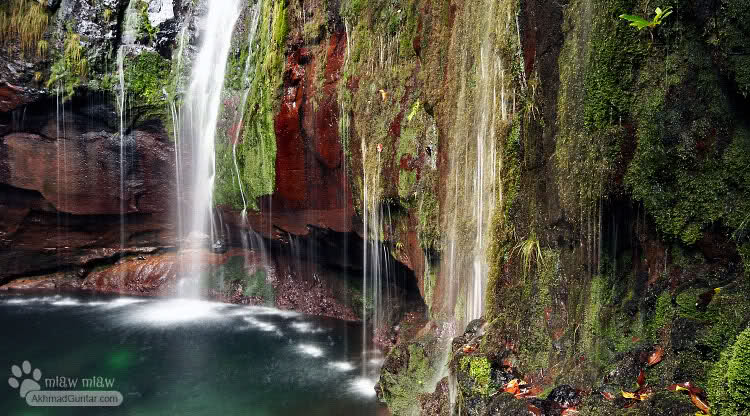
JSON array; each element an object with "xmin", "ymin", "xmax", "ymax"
[
  {"xmin": 684, "ymin": 382, "xmax": 706, "ymax": 397},
  {"xmin": 561, "ymin": 408, "xmax": 580, "ymax": 416},
  {"xmin": 602, "ymin": 391, "xmax": 615, "ymax": 401},
  {"xmin": 637, "ymin": 368, "xmax": 646, "ymax": 387},
  {"xmin": 647, "ymin": 346, "xmax": 664, "ymax": 366},
  {"xmin": 667, "ymin": 382, "xmax": 706, "ymax": 397},
  {"xmin": 527, "ymin": 404, "xmax": 542, "ymax": 416},
  {"xmin": 462, "ymin": 345, "xmax": 476, "ymax": 354},
  {"xmin": 520, "ymin": 385, "xmax": 544, "ymax": 398},
  {"xmin": 635, "ymin": 385, "xmax": 653, "ymax": 400},
  {"xmin": 690, "ymin": 393, "xmax": 710, "ymax": 414}
]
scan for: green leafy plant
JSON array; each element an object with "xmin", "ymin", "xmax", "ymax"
[
  {"xmin": 619, "ymin": 7, "xmax": 672, "ymax": 31},
  {"xmin": 47, "ymin": 31, "xmax": 88, "ymax": 99}
]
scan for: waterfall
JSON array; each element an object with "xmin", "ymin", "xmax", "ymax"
[
  {"xmin": 360, "ymin": 139, "xmax": 397, "ymax": 348},
  {"xmin": 438, "ymin": 0, "xmax": 509, "ymax": 331},
  {"xmin": 177, "ymin": 0, "xmax": 243, "ymax": 297},
  {"xmin": 465, "ymin": 42, "xmax": 501, "ymax": 322}
]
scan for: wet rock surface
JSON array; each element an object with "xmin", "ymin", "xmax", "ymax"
[
  {"xmin": 418, "ymin": 377, "xmax": 451, "ymax": 416},
  {"xmin": 0, "ymin": 248, "xmax": 363, "ymax": 321}
]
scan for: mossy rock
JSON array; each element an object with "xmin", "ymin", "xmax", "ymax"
[
  {"xmin": 579, "ymin": 389, "xmax": 693, "ymax": 416},
  {"xmin": 377, "ymin": 336, "xmax": 442, "ymax": 416}
]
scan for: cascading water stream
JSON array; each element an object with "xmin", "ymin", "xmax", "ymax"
[
  {"xmin": 168, "ymin": 27, "xmax": 189, "ymax": 248},
  {"xmin": 177, "ymin": 0, "xmax": 243, "ymax": 297},
  {"xmin": 231, "ymin": 0, "xmax": 263, "ymax": 222},
  {"xmin": 116, "ymin": 47, "xmax": 128, "ymax": 289}
]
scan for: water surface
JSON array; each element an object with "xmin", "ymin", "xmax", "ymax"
[{"xmin": 0, "ymin": 293, "xmax": 384, "ymax": 415}]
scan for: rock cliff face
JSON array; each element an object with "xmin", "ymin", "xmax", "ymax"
[{"xmin": 2, "ymin": 0, "xmax": 750, "ymax": 414}]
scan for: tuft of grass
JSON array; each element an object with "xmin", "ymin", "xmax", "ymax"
[
  {"xmin": 514, "ymin": 231, "xmax": 544, "ymax": 276},
  {"xmin": 36, "ymin": 38, "xmax": 47, "ymax": 57},
  {"xmin": 0, "ymin": 0, "xmax": 49, "ymax": 57}
]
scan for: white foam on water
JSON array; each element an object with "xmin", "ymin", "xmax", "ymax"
[
  {"xmin": 51, "ymin": 298, "xmax": 80, "ymax": 306},
  {"xmin": 243, "ymin": 316, "xmax": 280, "ymax": 334},
  {"xmin": 127, "ymin": 299, "xmax": 223, "ymax": 326},
  {"xmin": 103, "ymin": 298, "xmax": 146, "ymax": 309},
  {"xmin": 349, "ymin": 377, "xmax": 377, "ymax": 397},
  {"xmin": 289, "ymin": 321, "xmax": 325, "ymax": 334},
  {"xmin": 248, "ymin": 306, "xmax": 299, "ymax": 318},
  {"xmin": 328, "ymin": 361, "xmax": 355, "ymax": 372},
  {"xmin": 84, "ymin": 301, "xmax": 109, "ymax": 306},
  {"xmin": 297, "ymin": 344, "xmax": 324, "ymax": 358},
  {"xmin": 5, "ymin": 298, "xmax": 33, "ymax": 305}
]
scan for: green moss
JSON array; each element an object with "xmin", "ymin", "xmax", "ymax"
[
  {"xmin": 418, "ymin": 191, "xmax": 440, "ymax": 253},
  {"xmin": 644, "ymin": 291, "xmax": 674, "ymax": 342},
  {"xmin": 423, "ymin": 259, "xmax": 438, "ymax": 313},
  {"xmin": 624, "ymin": 35, "xmax": 750, "ymax": 245},
  {"xmin": 378, "ymin": 342, "xmax": 437, "ymax": 416},
  {"xmin": 712, "ymin": 0, "xmax": 750, "ymax": 97},
  {"xmin": 485, "ymin": 119, "xmax": 521, "ymax": 321},
  {"xmin": 739, "ymin": 244, "xmax": 750, "ymax": 276},
  {"xmin": 137, "ymin": 0, "xmax": 157, "ymax": 42},
  {"xmin": 460, "ymin": 355, "xmax": 494, "ymax": 396},
  {"xmin": 124, "ymin": 51, "xmax": 171, "ymax": 106},
  {"xmin": 556, "ymin": 0, "xmax": 639, "ymax": 215},
  {"xmin": 241, "ymin": 269, "xmax": 276, "ymax": 304},
  {"xmin": 215, "ymin": 0, "xmax": 288, "ymax": 210},
  {"xmin": 204, "ymin": 256, "xmax": 275, "ymax": 305},
  {"xmin": 709, "ymin": 327, "xmax": 750, "ymax": 415}
]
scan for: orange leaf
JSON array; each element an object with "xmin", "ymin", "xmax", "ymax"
[
  {"xmin": 462, "ymin": 345, "xmax": 476, "ymax": 354},
  {"xmin": 690, "ymin": 393, "xmax": 710, "ymax": 414},
  {"xmin": 527, "ymin": 404, "xmax": 542, "ymax": 416},
  {"xmin": 504, "ymin": 379, "xmax": 520, "ymax": 395},
  {"xmin": 647, "ymin": 346, "xmax": 664, "ymax": 366},
  {"xmin": 522, "ymin": 385, "xmax": 544, "ymax": 398},
  {"xmin": 637, "ymin": 369, "xmax": 646, "ymax": 387},
  {"xmin": 562, "ymin": 408, "xmax": 580, "ymax": 415}
]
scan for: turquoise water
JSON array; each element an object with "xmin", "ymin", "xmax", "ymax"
[{"xmin": 0, "ymin": 293, "xmax": 385, "ymax": 415}]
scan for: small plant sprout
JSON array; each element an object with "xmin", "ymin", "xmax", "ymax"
[{"xmin": 619, "ymin": 7, "xmax": 673, "ymax": 31}]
